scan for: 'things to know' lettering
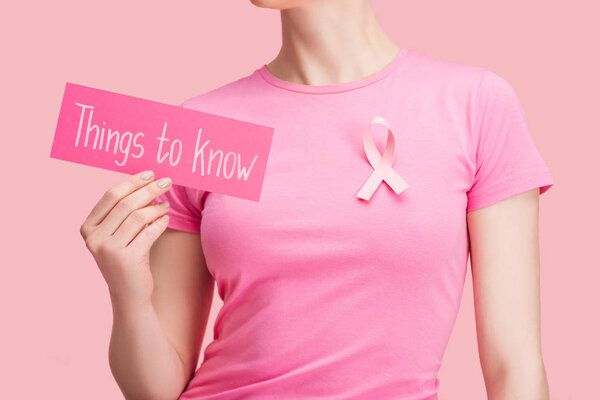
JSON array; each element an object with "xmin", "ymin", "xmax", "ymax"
[{"xmin": 73, "ymin": 102, "xmax": 259, "ymax": 181}]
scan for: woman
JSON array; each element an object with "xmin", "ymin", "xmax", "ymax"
[{"xmin": 79, "ymin": 1, "xmax": 553, "ymax": 399}]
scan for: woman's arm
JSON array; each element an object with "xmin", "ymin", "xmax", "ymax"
[
  {"xmin": 467, "ymin": 188, "xmax": 551, "ymax": 400},
  {"xmin": 108, "ymin": 228, "xmax": 214, "ymax": 400},
  {"xmin": 80, "ymin": 171, "xmax": 214, "ymax": 400}
]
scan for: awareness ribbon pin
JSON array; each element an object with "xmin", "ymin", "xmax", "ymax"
[{"xmin": 356, "ymin": 116, "xmax": 409, "ymax": 200}]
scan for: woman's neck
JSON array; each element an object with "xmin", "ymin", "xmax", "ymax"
[{"xmin": 266, "ymin": 0, "xmax": 401, "ymax": 86}]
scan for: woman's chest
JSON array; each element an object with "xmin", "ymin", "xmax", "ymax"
[{"xmin": 198, "ymin": 112, "xmax": 473, "ymax": 282}]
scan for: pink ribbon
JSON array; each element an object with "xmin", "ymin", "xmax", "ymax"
[{"xmin": 356, "ymin": 116, "xmax": 409, "ymax": 200}]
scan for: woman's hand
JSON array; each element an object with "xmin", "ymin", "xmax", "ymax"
[{"xmin": 79, "ymin": 170, "xmax": 172, "ymax": 306}]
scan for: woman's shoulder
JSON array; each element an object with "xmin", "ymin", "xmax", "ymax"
[
  {"xmin": 404, "ymin": 47, "xmax": 489, "ymax": 90},
  {"xmin": 403, "ymin": 48, "xmax": 527, "ymax": 113},
  {"xmin": 178, "ymin": 67, "xmax": 264, "ymax": 114}
]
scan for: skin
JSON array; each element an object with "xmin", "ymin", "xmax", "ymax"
[
  {"xmin": 80, "ymin": 171, "xmax": 214, "ymax": 400},
  {"xmin": 80, "ymin": 1, "xmax": 550, "ymax": 399},
  {"xmin": 468, "ymin": 190, "xmax": 551, "ymax": 399}
]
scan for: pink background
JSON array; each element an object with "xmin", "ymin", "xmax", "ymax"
[{"xmin": 1, "ymin": 1, "xmax": 597, "ymax": 399}]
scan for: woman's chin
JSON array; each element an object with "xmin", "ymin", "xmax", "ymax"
[{"xmin": 249, "ymin": 0, "xmax": 310, "ymax": 10}]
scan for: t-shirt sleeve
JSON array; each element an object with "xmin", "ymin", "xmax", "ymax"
[
  {"xmin": 466, "ymin": 69, "xmax": 554, "ymax": 212},
  {"xmin": 152, "ymin": 99, "xmax": 204, "ymax": 234},
  {"xmin": 154, "ymin": 183, "xmax": 204, "ymax": 234}
]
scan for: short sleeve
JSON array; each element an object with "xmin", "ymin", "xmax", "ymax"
[
  {"xmin": 154, "ymin": 183, "xmax": 204, "ymax": 234},
  {"xmin": 152, "ymin": 99, "xmax": 204, "ymax": 234},
  {"xmin": 466, "ymin": 70, "xmax": 554, "ymax": 212}
]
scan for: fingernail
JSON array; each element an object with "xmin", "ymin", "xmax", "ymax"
[
  {"xmin": 140, "ymin": 170, "xmax": 154, "ymax": 180},
  {"xmin": 157, "ymin": 177, "xmax": 171, "ymax": 188},
  {"xmin": 158, "ymin": 201, "xmax": 170, "ymax": 208}
]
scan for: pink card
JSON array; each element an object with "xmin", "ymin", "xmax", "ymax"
[{"xmin": 50, "ymin": 82, "xmax": 274, "ymax": 201}]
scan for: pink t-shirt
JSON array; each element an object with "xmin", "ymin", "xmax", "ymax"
[{"xmin": 155, "ymin": 47, "xmax": 554, "ymax": 399}]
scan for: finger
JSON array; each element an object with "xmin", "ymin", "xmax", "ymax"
[
  {"xmin": 111, "ymin": 201, "xmax": 171, "ymax": 248},
  {"xmin": 83, "ymin": 170, "xmax": 155, "ymax": 229},
  {"xmin": 94, "ymin": 177, "xmax": 172, "ymax": 238},
  {"xmin": 127, "ymin": 214, "xmax": 170, "ymax": 256}
]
